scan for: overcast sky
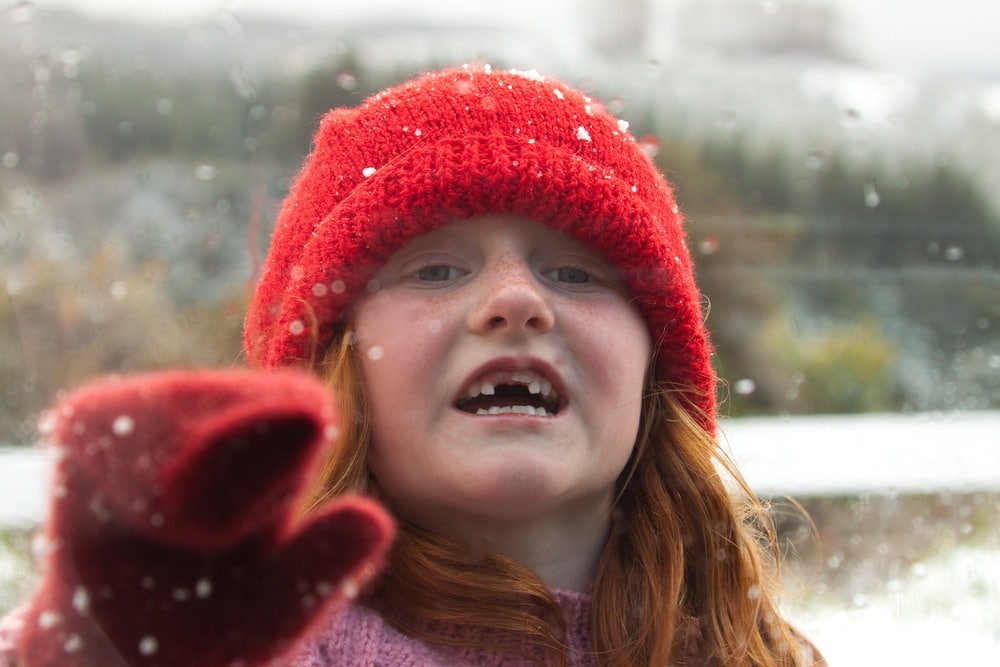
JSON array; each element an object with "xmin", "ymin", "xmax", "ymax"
[{"xmin": 29, "ymin": 0, "xmax": 1000, "ymax": 78}]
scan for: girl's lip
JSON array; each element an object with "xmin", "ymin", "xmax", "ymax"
[{"xmin": 454, "ymin": 357, "xmax": 568, "ymax": 412}]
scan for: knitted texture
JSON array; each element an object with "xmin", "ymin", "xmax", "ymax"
[
  {"xmin": 16, "ymin": 370, "xmax": 393, "ymax": 667},
  {"xmin": 245, "ymin": 65, "xmax": 715, "ymax": 425},
  {"xmin": 288, "ymin": 590, "xmax": 597, "ymax": 666}
]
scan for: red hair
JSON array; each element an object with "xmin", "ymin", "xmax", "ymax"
[{"xmin": 301, "ymin": 331, "xmax": 820, "ymax": 666}]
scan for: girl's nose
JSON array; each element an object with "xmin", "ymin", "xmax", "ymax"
[{"xmin": 467, "ymin": 256, "xmax": 555, "ymax": 336}]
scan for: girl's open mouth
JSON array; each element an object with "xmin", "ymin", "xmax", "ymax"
[{"xmin": 455, "ymin": 369, "xmax": 563, "ymax": 416}]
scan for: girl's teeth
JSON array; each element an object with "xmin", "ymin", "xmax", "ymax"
[
  {"xmin": 464, "ymin": 374, "xmax": 557, "ymax": 400},
  {"xmin": 475, "ymin": 405, "xmax": 550, "ymax": 416}
]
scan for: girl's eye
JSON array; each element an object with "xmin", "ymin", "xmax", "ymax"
[
  {"xmin": 546, "ymin": 267, "xmax": 592, "ymax": 284},
  {"xmin": 416, "ymin": 265, "xmax": 463, "ymax": 282}
]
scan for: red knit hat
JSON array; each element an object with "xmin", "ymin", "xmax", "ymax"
[{"xmin": 245, "ymin": 65, "xmax": 715, "ymax": 427}]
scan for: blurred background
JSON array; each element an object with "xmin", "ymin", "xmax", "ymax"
[{"xmin": 1, "ymin": 0, "xmax": 998, "ymax": 663}]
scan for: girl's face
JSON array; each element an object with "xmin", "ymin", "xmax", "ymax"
[{"xmin": 352, "ymin": 214, "xmax": 651, "ymax": 529}]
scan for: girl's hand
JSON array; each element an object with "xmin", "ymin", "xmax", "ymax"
[{"xmin": 15, "ymin": 369, "xmax": 393, "ymax": 667}]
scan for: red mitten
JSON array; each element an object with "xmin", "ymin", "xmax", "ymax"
[{"xmin": 16, "ymin": 369, "xmax": 394, "ymax": 667}]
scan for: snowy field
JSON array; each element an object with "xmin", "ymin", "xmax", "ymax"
[{"xmin": 2, "ymin": 411, "xmax": 999, "ymax": 664}]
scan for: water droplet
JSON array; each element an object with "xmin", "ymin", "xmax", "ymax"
[
  {"xmin": 63, "ymin": 634, "xmax": 83, "ymax": 653},
  {"xmin": 172, "ymin": 587, "xmax": 190, "ymax": 601},
  {"xmin": 336, "ymin": 71, "xmax": 357, "ymax": 90},
  {"xmin": 639, "ymin": 134, "xmax": 660, "ymax": 158},
  {"xmin": 575, "ymin": 126, "xmax": 592, "ymax": 142},
  {"xmin": 195, "ymin": 164, "xmax": 216, "ymax": 181},
  {"xmin": 362, "ymin": 166, "xmax": 376, "ymax": 178},
  {"xmin": 37, "ymin": 409, "xmax": 56, "ymax": 436},
  {"xmin": 2, "ymin": 151, "xmax": 19, "ymax": 168},
  {"xmin": 698, "ymin": 235, "xmax": 720, "ymax": 255},
  {"xmin": 427, "ymin": 319, "xmax": 442, "ymax": 333},
  {"xmin": 31, "ymin": 533, "xmax": 56, "ymax": 559},
  {"xmin": 89, "ymin": 495, "xmax": 110, "ymax": 521},
  {"xmin": 804, "ymin": 151, "xmax": 825, "ymax": 170},
  {"xmin": 341, "ymin": 576, "xmax": 359, "ymax": 599},
  {"xmin": 841, "ymin": 107, "xmax": 861, "ymax": 128},
  {"xmin": 331, "ymin": 280, "xmax": 346, "ymax": 294},
  {"xmin": 109, "ymin": 281, "xmax": 127, "ymax": 300},
  {"xmin": 112, "ymin": 415, "xmax": 135, "ymax": 437},
  {"xmin": 38, "ymin": 611, "xmax": 62, "ymax": 628},
  {"xmin": 72, "ymin": 586, "xmax": 90, "ymax": 614},
  {"xmin": 195, "ymin": 578, "xmax": 212, "ymax": 598},
  {"xmin": 863, "ymin": 181, "xmax": 880, "ymax": 208},
  {"xmin": 9, "ymin": 1, "xmax": 35, "ymax": 24},
  {"xmin": 138, "ymin": 635, "xmax": 158, "ymax": 656},
  {"xmin": 944, "ymin": 245, "xmax": 964, "ymax": 261},
  {"xmin": 289, "ymin": 320, "xmax": 305, "ymax": 335},
  {"xmin": 366, "ymin": 346, "xmax": 384, "ymax": 361},
  {"xmin": 733, "ymin": 378, "xmax": 756, "ymax": 396},
  {"xmin": 311, "ymin": 282, "xmax": 328, "ymax": 297}
]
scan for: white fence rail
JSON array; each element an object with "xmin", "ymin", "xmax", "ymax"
[{"xmin": 2, "ymin": 411, "xmax": 998, "ymax": 527}]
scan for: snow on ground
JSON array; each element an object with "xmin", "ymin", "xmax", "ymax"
[{"xmin": 787, "ymin": 544, "xmax": 1000, "ymax": 665}]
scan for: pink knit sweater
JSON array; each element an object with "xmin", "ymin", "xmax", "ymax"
[
  {"xmin": 287, "ymin": 589, "xmax": 596, "ymax": 666},
  {"xmin": 0, "ymin": 590, "xmax": 595, "ymax": 666}
]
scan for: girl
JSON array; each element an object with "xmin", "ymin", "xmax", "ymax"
[{"xmin": 4, "ymin": 65, "xmax": 822, "ymax": 666}]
